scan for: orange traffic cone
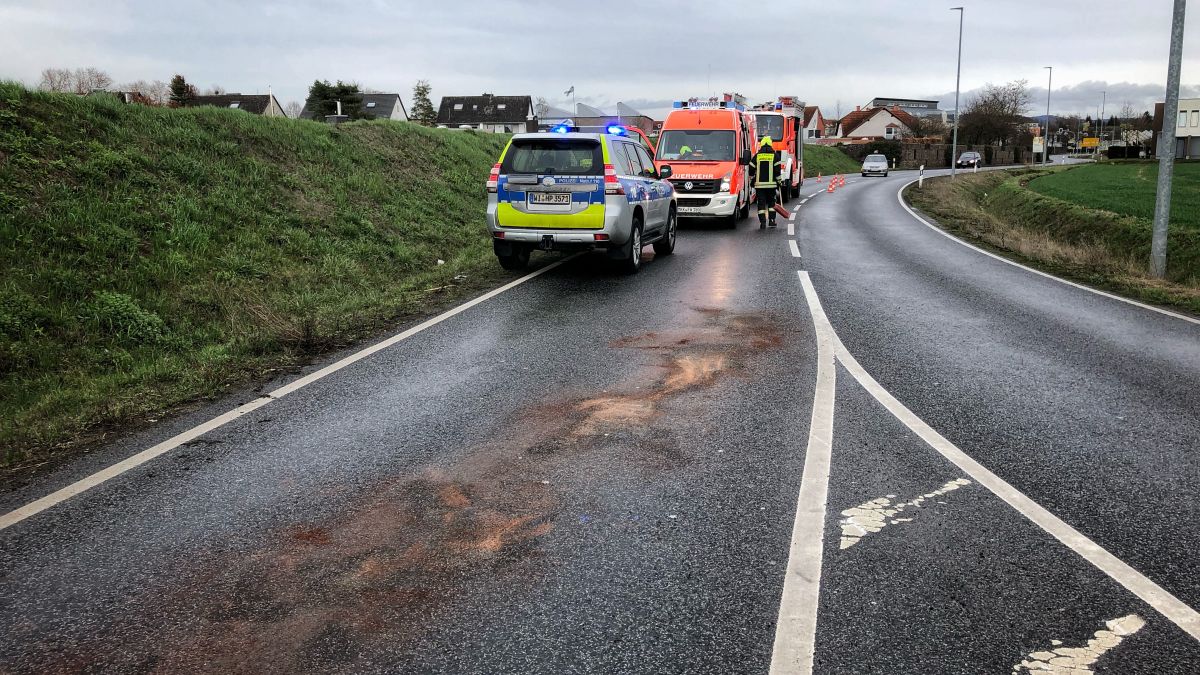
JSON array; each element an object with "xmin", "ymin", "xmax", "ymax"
[
  {"xmin": 838, "ymin": 175, "xmax": 846, "ymax": 187},
  {"xmin": 826, "ymin": 181, "xmax": 835, "ymax": 193},
  {"xmin": 816, "ymin": 172, "xmax": 823, "ymax": 182}
]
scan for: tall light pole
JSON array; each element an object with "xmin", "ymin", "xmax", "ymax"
[
  {"xmin": 1152, "ymin": 0, "xmax": 1187, "ymax": 278},
  {"xmin": 1044, "ymin": 66, "xmax": 1053, "ymax": 165},
  {"xmin": 950, "ymin": 7, "xmax": 964, "ymax": 178},
  {"xmin": 1099, "ymin": 90, "xmax": 1107, "ymax": 154}
]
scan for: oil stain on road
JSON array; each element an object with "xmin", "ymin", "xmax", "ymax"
[{"xmin": 25, "ymin": 308, "xmax": 782, "ymax": 674}]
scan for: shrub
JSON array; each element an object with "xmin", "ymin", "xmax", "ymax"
[{"xmin": 83, "ymin": 291, "xmax": 167, "ymax": 344}]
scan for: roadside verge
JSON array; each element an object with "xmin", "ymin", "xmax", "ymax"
[{"xmin": 902, "ymin": 169, "xmax": 1200, "ymax": 318}]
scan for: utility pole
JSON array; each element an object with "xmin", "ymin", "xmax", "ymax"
[
  {"xmin": 950, "ymin": 7, "xmax": 964, "ymax": 178},
  {"xmin": 1100, "ymin": 90, "xmax": 1107, "ymax": 155},
  {"xmin": 1044, "ymin": 67, "xmax": 1053, "ymax": 165},
  {"xmin": 1152, "ymin": 0, "xmax": 1187, "ymax": 278}
]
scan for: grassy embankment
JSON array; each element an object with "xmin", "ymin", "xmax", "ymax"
[
  {"xmin": 0, "ymin": 83, "xmax": 510, "ymax": 467},
  {"xmin": 905, "ymin": 163, "xmax": 1200, "ymax": 314},
  {"xmin": 803, "ymin": 144, "xmax": 861, "ymax": 177}
]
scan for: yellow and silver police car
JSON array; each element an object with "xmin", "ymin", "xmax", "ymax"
[{"xmin": 486, "ymin": 124, "xmax": 677, "ymax": 274}]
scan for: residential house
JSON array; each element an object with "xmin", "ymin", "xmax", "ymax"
[
  {"xmin": 1161, "ymin": 98, "xmax": 1200, "ymax": 158},
  {"xmin": 300, "ymin": 93, "xmax": 408, "ymax": 122},
  {"xmin": 182, "ymin": 93, "xmax": 285, "ymax": 117},
  {"xmin": 802, "ymin": 106, "xmax": 825, "ymax": 140},
  {"xmin": 435, "ymin": 94, "xmax": 536, "ymax": 133},
  {"xmin": 836, "ymin": 105, "xmax": 917, "ymax": 140}
]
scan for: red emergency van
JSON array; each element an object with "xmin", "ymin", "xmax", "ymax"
[{"xmin": 654, "ymin": 95, "xmax": 758, "ymax": 227}]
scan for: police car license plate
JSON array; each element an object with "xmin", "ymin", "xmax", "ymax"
[
  {"xmin": 528, "ymin": 192, "xmax": 571, "ymax": 205},
  {"xmin": 678, "ymin": 207, "xmax": 701, "ymax": 214}
]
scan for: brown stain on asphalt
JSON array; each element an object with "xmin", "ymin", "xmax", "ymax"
[{"xmin": 39, "ymin": 307, "xmax": 782, "ymax": 674}]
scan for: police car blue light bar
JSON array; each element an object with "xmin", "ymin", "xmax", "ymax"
[{"xmin": 606, "ymin": 125, "xmax": 626, "ymax": 135}]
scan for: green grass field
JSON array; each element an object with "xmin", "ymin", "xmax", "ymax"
[
  {"xmin": 0, "ymin": 83, "xmax": 509, "ymax": 465},
  {"xmin": 907, "ymin": 167, "xmax": 1199, "ymax": 314},
  {"xmin": 803, "ymin": 144, "xmax": 860, "ymax": 177},
  {"xmin": 1028, "ymin": 162, "xmax": 1200, "ymax": 230}
]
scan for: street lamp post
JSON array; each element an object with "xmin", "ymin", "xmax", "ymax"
[
  {"xmin": 1099, "ymin": 90, "xmax": 1107, "ymax": 156},
  {"xmin": 1044, "ymin": 66, "xmax": 1053, "ymax": 165},
  {"xmin": 950, "ymin": 7, "xmax": 964, "ymax": 178}
]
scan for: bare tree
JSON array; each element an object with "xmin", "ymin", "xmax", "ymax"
[
  {"xmin": 959, "ymin": 79, "xmax": 1032, "ymax": 146},
  {"xmin": 121, "ymin": 79, "xmax": 170, "ymax": 105},
  {"xmin": 284, "ymin": 100, "xmax": 304, "ymax": 118},
  {"xmin": 38, "ymin": 68, "xmax": 73, "ymax": 92},
  {"xmin": 72, "ymin": 67, "xmax": 112, "ymax": 94},
  {"xmin": 907, "ymin": 115, "xmax": 948, "ymax": 140},
  {"xmin": 534, "ymin": 96, "xmax": 549, "ymax": 119},
  {"xmin": 38, "ymin": 67, "xmax": 112, "ymax": 94}
]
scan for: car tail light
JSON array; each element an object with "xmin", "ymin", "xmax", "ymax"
[
  {"xmin": 493, "ymin": 231, "xmax": 505, "ymax": 239},
  {"xmin": 593, "ymin": 233, "xmax": 609, "ymax": 241},
  {"xmin": 604, "ymin": 164, "xmax": 624, "ymax": 195},
  {"xmin": 486, "ymin": 163, "xmax": 500, "ymax": 192}
]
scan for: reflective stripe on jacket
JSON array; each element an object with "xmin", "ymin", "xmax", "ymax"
[{"xmin": 755, "ymin": 151, "xmax": 779, "ymax": 189}]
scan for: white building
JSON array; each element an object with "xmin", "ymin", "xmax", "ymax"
[{"xmin": 1173, "ymin": 97, "xmax": 1200, "ymax": 158}]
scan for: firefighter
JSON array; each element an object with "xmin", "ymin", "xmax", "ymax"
[{"xmin": 752, "ymin": 136, "xmax": 782, "ymax": 229}]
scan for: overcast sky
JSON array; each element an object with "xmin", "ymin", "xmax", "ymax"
[{"xmin": 3, "ymin": 0, "xmax": 1199, "ymax": 120}]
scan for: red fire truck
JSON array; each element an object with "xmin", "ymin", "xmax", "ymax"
[{"xmin": 751, "ymin": 96, "xmax": 806, "ymax": 201}]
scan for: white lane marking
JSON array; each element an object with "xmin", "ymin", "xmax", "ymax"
[
  {"xmin": 797, "ymin": 274, "xmax": 1200, "ymax": 642},
  {"xmin": 800, "ymin": 198, "xmax": 809, "ymax": 205},
  {"xmin": 1013, "ymin": 614, "xmax": 1145, "ymax": 673},
  {"xmin": 788, "ymin": 240, "xmax": 801, "ymax": 258},
  {"xmin": 839, "ymin": 478, "xmax": 971, "ymax": 549},
  {"xmin": 0, "ymin": 256, "xmax": 579, "ymax": 531},
  {"xmin": 787, "ymin": 222, "xmax": 795, "ymax": 236},
  {"xmin": 896, "ymin": 180, "xmax": 1199, "ymax": 326},
  {"xmin": 792, "ymin": 204, "xmax": 802, "ymax": 212},
  {"xmin": 769, "ymin": 272, "xmax": 837, "ymax": 675}
]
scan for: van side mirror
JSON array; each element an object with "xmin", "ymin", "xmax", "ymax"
[
  {"xmin": 658, "ymin": 164, "xmax": 672, "ymax": 179},
  {"xmin": 741, "ymin": 150, "xmax": 752, "ymax": 165}
]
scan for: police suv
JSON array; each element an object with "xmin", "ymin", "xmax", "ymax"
[{"xmin": 486, "ymin": 124, "xmax": 677, "ymax": 274}]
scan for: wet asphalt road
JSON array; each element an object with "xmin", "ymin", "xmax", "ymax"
[{"xmin": 2, "ymin": 168, "xmax": 1198, "ymax": 674}]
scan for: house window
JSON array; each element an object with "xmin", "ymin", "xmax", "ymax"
[
  {"xmin": 1192, "ymin": 111, "xmax": 1199, "ymax": 127},
  {"xmin": 1180, "ymin": 111, "xmax": 1188, "ymax": 127},
  {"xmin": 884, "ymin": 126, "xmax": 896, "ymax": 139},
  {"xmin": 229, "ymin": 102, "xmax": 240, "ymax": 108},
  {"xmin": 366, "ymin": 101, "xmax": 376, "ymax": 108},
  {"xmin": 453, "ymin": 103, "xmax": 463, "ymax": 110}
]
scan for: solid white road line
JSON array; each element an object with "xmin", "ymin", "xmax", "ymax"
[
  {"xmin": 0, "ymin": 256, "xmax": 579, "ymax": 531},
  {"xmin": 789, "ymin": 240, "xmax": 801, "ymax": 258},
  {"xmin": 798, "ymin": 273, "xmax": 1200, "ymax": 642},
  {"xmin": 792, "ymin": 204, "xmax": 802, "ymax": 212},
  {"xmin": 770, "ymin": 271, "xmax": 838, "ymax": 675},
  {"xmin": 787, "ymin": 222, "xmax": 795, "ymax": 236},
  {"xmin": 896, "ymin": 180, "xmax": 1200, "ymax": 326}
]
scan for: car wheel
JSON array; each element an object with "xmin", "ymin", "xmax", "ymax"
[
  {"xmin": 884, "ymin": 171, "xmax": 889, "ymax": 177},
  {"xmin": 496, "ymin": 245, "xmax": 530, "ymax": 271},
  {"xmin": 618, "ymin": 218, "xmax": 643, "ymax": 274},
  {"xmin": 653, "ymin": 208, "xmax": 677, "ymax": 256}
]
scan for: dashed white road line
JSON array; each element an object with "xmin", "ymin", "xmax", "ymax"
[
  {"xmin": 796, "ymin": 271, "xmax": 1200, "ymax": 643},
  {"xmin": 770, "ymin": 272, "xmax": 837, "ymax": 675},
  {"xmin": 839, "ymin": 478, "xmax": 971, "ymax": 549},
  {"xmin": 792, "ymin": 204, "xmax": 802, "ymax": 212},
  {"xmin": 0, "ymin": 256, "xmax": 580, "ymax": 531},
  {"xmin": 1013, "ymin": 614, "xmax": 1145, "ymax": 674},
  {"xmin": 896, "ymin": 180, "xmax": 1200, "ymax": 326},
  {"xmin": 788, "ymin": 240, "xmax": 801, "ymax": 258},
  {"xmin": 787, "ymin": 222, "xmax": 795, "ymax": 236}
]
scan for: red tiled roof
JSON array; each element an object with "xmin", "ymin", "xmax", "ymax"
[
  {"xmin": 840, "ymin": 106, "xmax": 917, "ymax": 137},
  {"xmin": 803, "ymin": 105, "xmax": 821, "ymax": 126},
  {"xmin": 838, "ymin": 108, "xmax": 879, "ymax": 136}
]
